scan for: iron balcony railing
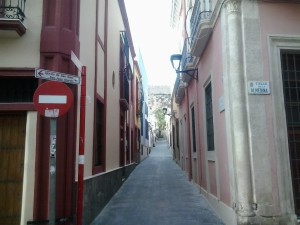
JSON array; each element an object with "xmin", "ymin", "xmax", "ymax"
[
  {"xmin": 0, "ymin": 0, "xmax": 26, "ymax": 22},
  {"xmin": 190, "ymin": 0, "xmax": 211, "ymax": 44},
  {"xmin": 120, "ymin": 31, "xmax": 133, "ymax": 81},
  {"xmin": 181, "ymin": 38, "xmax": 194, "ymax": 68}
]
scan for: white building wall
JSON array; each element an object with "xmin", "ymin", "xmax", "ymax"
[
  {"xmin": 105, "ymin": 0, "xmax": 125, "ymax": 169},
  {"xmin": 0, "ymin": 0, "xmax": 43, "ymax": 68},
  {"xmin": 79, "ymin": 0, "xmax": 97, "ymax": 176}
]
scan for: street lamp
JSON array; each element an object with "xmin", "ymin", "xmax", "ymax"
[{"xmin": 170, "ymin": 54, "xmax": 198, "ymax": 81}]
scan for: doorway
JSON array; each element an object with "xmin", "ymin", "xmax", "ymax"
[{"xmin": 0, "ymin": 112, "xmax": 26, "ymax": 225}]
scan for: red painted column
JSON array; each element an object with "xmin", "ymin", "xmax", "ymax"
[{"xmin": 77, "ymin": 66, "xmax": 86, "ymax": 225}]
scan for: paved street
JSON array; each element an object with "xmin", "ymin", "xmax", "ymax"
[{"xmin": 91, "ymin": 139, "xmax": 224, "ymax": 225}]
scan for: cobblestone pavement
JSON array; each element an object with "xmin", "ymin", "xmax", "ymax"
[{"xmin": 91, "ymin": 139, "xmax": 225, "ymax": 225}]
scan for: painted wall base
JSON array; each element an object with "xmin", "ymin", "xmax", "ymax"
[
  {"xmin": 237, "ymin": 214, "xmax": 297, "ymax": 225},
  {"xmin": 81, "ymin": 163, "xmax": 137, "ymax": 225},
  {"xmin": 200, "ymin": 187, "xmax": 236, "ymax": 225},
  {"xmin": 199, "ymin": 187, "xmax": 297, "ymax": 225}
]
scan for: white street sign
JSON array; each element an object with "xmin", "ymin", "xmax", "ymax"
[
  {"xmin": 71, "ymin": 51, "xmax": 83, "ymax": 72},
  {"xmin": 248, "ymin": 81, "xmax": 270, "ymax": 95},
  {"xmin": 35, "ymin": 68, "xmax": 81, "ymax": 85}
]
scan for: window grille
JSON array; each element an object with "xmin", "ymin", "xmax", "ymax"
[
  {"xmin": 205, "ymin": 83, "xmax": 214, "ymax": 151},
  {"xmin": 281, "ymin": 52, "xmax": 300, "ymax": 215},
  {"xmin": 0, "ymin": 0, "xmax": 26, "ymax": 21},
  {"xmin": 0, "ymin": 77, "xmax": 37, "ymax": 103}
]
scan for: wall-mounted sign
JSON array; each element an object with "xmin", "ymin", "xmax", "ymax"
[
  {"xmin": 35, "ymin": 68, "xmax": 81, "ymax": 85},
  {"xmin": 218, "ymin": 96, "xmax": 225, "ymax": 113},
  {"xmin": 248, "ymin": 81, "xmax": 270, "ymax": 95},
  {"xmin": 33, "ymin": 81, "xmax": 74, "ymax": 117}
]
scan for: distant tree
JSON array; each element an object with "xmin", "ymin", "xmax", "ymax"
[{"xmin": 154, "ymin": 108, "xmax": 166, "ymax": 137}]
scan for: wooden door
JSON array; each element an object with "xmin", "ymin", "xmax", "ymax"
[{"xmin": 0, "ymin": 113, "xmax": 26, "ymax": 225}]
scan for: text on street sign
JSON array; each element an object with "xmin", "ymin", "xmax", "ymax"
[
  {"xmin": 35, "ymin": 68, "xmax": 81, "ymax": 85},
  {"xmin": 248, "ymin": 81, "xmax": 270, "ymax": 95},
  {"xmin": 39, "ymin": 95, "xmax": 67, "ymax": 104}
]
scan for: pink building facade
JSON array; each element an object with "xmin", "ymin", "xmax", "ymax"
[{"xmin": 170, "ymin": 1, "xmax": 300, "ymax": 224}]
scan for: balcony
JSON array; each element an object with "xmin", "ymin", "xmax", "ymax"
[
  {"xmin": 180, "ymin": 39, "xmax": 197, "ymax": 83},
  {"xmin": 119, "ymin": 31, "xmax": 132, "ymax": 111},
  {"xmin": 0, "ymin": 0, "xmax": 26, "ymax": 37},
  {"xmin": 189, "ymin": 0, "xmax": 213, "ymax": 57}
]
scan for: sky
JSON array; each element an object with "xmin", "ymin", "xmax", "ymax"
[{"xmin": 124, "ymin": 0, "xmax": 179, "ymax": 87}]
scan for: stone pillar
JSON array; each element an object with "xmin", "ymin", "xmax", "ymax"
[{"xmin": 224, "ymin": 0, "xmax": 255, "ymax": 221}]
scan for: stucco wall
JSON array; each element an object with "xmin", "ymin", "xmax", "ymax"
[
  {"xmin": 79, "ymin": 0, "xmax": 126, "ymax": 173},
  {"xmin": 105, "ymin": 0, "xmax": 123, "ymax": 170},
  {"xmin": 79, "ymin": 0, "xmax": 97, "ymax": 177},
  {"xmin": 0, "ymin": 0, "xmax": 43, "ymax": 68},
  {"xmin": 97, "ymin": 0, "xmax": 105, "ymax": 97},
  {"xmin": 257, "ymin": 1, "xmax": 300, "ymax": 217},
  {"xmin": 197, "ymin": 18, "xmax": 230, "ymax": 206}
]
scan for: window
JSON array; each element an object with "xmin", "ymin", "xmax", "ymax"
[
  {"xmin": 145, "ymin": 104, "xmax": 149, "ymax": 139},
  {"xmin": 205, "ymin": 83, "xmax": 215, "ymax": 151},
  {"xmin": 0, "ymin": 77, "xmax": 38, "ymax": 103},
  {"xmin": 94, "ymin": 99, "xmax": 105, "ymax": 171},
  {"xmin": 172, "ymin": 125, "xmax": 175, "ymax": 150},
  {"xmin": 281, "ymin": 52, "xmax": 300, "ymax": 214},
  {"xmin": 145, "ymin": 121, "xmax": 149, "ymax": 139},
  {"xmin": 0, "ymin": 0, "xmax": 5, "ymax": 18},
  {"xmin": 176, "ymin": 119, "xmax": 180, "ymax": 148},
  {"xmin": 119, "ymin": 31, "xmax": 130, "ymax": 104},
  {"xmin": 191, "ymin": 105, "xmax": 197, "ymax": 152},
  {"xmin": 141, "ymin": 111, "xmax": 144, "ymax": 136}
]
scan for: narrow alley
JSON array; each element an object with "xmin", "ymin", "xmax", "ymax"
[{"xmin": 91, "ymin": 139, "xmax": 224, "ymax": 225}]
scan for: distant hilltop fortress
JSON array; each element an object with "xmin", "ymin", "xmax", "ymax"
[
  {"xmin": 148, "ymin": 85, "xmax": 172, "ymax": 95},
  {"xmin": 148, "ymin": 85, "xmax": 171, "ymax": 112}
]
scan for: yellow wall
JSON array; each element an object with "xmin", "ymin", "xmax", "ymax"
[
  {"xmin": 79, "ymin": 0, "xmax": 97, "ymax": 177},
  {"xmin": 105, "ymin": 0, "xmax": 123, "ymax": 170},
  {"xmin": 0, "ymin": 0, "xmax": 43, "ymax": 68},
  {"xmin": 79, "ymin": 0, "xmax": 128, "ymax": 175},
  {"xmin": 97, "ymin": 0, "xmax": 105, "ymax": 97}
]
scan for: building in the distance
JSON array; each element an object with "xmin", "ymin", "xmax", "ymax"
[
  {"xmin": 148, "ymin": 85, "xmax": 172, "ymax": 138},
  {"xmin": 136, "ymin": 50, "xmax": 151, "ymax": 161}
]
